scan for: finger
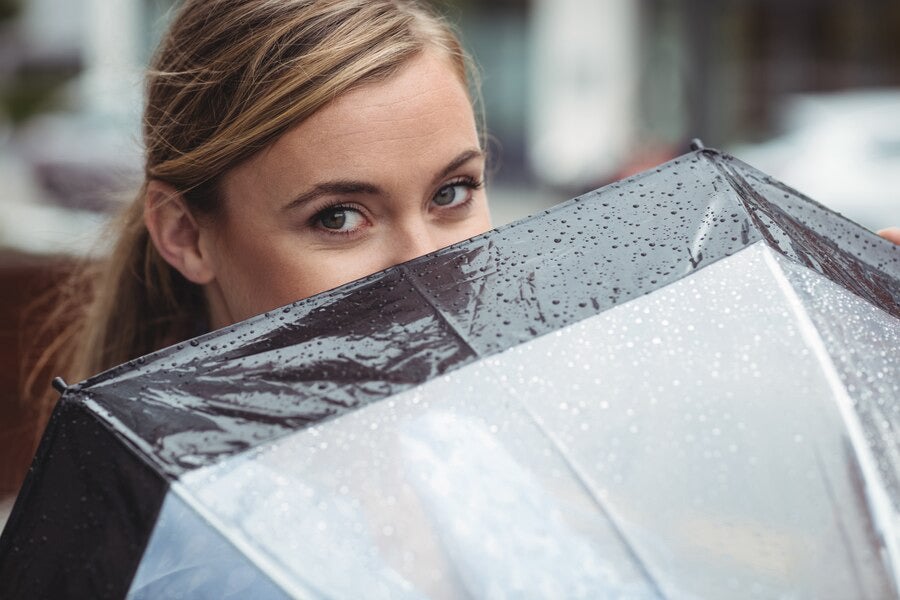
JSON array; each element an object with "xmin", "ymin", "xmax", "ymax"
[{"xmin": 877, "ymin": 227, "xmax": 900, "ymax": 245}]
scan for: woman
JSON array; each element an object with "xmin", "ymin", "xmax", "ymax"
[
  {"xmin": 29, "ymin": 0, "xmax": 490, "ymax": 419},
  {"xmin": 29, "ymin": 0, "xmax": 900, "ymax": 432}
]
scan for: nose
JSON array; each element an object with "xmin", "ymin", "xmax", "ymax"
[{"xmin": 386, "ymin": 219, "xmax": 445, "ymax": 266}]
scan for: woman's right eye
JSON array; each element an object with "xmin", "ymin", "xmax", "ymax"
[{"xmin": 314, "ymin": 206, "xmax": 365, "ymax": 233}]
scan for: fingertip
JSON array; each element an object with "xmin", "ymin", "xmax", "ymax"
[{"xmin": 876, "ymin": 226, "xmax": 900, "ymax": 245}]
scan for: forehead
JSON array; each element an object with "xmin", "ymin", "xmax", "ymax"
[
  {"xmin": 318, "ymin": 50, "xmax": 470, "ymax": 128},
  {"xmin": 224, "ymin": 51, "xmax": 479, "ymax": 195}
]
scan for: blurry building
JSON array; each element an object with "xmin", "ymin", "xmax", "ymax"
[
  {"xmin": 0, "ymin": 0, "xmax": 174, "ymax": 503},
  {"xmin": 3, "ymin": 0, "xmax": 898, "ymax": 202},
  {"xmin": 453, "ymin": 0, "xmax": 900, "ymax": 190}
]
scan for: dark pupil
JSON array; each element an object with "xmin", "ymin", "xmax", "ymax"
[
  {"xmin": 434, "ymin": 186, "xmax": 454, "ymax": 206},
  {"xmin": 320, "ymin": 209, "xmax": 346, "ymax": 229}
]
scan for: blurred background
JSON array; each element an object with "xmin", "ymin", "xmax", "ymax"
[{"xmin": 0, "ymin": 0, "xmax": 899, "ymax": 511}]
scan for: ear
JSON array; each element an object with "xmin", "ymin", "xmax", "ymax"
[{"xmin": 144, "ymin": 180, "xmax": 216, "ymax": 285}]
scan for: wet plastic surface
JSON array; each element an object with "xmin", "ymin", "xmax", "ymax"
[
  {"xmin": 1, "ymin": 149, "xmax": 897, "ymax": 598},
  {"xmin": 63, "ymin": 150, "xmax": 900, "ymax": 477},
  {"xmin": 0, "ymin": 400, "xmax": 168, "ymax": 598},
  {"xmin": 127, "ymin": 491, "xmax": 290, "ymax": 599},
  {"xmin": 775, "ymin": 253, "xmax": 900, "ymax": 510},
  {"xmin": 177, "ymin": 243, "xmax": 896, "ymax": 598},
  {"xmin": 716, "ymin": 155, "xmax": 899, "ymax": 317}
]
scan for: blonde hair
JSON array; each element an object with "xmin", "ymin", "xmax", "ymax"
[{"xmin": 26, "ymin": 0, "xmax": 476, "ymax": 431}]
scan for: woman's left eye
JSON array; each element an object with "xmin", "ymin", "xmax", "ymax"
[{"xmin": 432, "ymin": 180, "xmax": 479, "ymax": 208}]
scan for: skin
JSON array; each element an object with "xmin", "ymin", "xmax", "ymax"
[
  {"xmin": 879, "ymin": 227, "xmax": 900, "ymax": 245},
  {"xmin": 146, "ymin": 50, "xmax": 491, "ymax": 329},
  {"xmin": 145, "ymin": 50, "xmax": 900, "ymax": 332}
]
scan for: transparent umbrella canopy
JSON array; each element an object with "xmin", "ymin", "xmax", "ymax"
[{"xmin": 1, "ymin": 148, "xmax": 898, "ymax": 599}]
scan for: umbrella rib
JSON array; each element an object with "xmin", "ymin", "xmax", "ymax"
[
  {"xmin": 758, "ymin": 246, "xmax": 900, "ymax": 587},
  {"xmin": 399, "ymin": 265, "xmax": 480, "ymax": 358},
  {"xmin": 514, "ymin": 397, "xmax": 668, "ymax": 598},
  {"xmin": 813, "ymin": 444, "xmax": 873, "ymax": 597},
  {"xmin": 168, "ymin": 481, "xmax": 335, "ymax": 600},
  {"xmin": 703, "ymin": 151, "xmax": 782, "ymax": 253}
]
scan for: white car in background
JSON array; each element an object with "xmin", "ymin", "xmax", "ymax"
[{"xmin": 730, "ymin": 89, "xmax": 900, "ymax": 232}]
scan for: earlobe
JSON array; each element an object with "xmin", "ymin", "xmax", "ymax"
[{"xmin": 144, "ymin": 180, "xmax": 216, "ymax": 285}]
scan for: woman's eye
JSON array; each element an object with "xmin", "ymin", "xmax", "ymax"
[
  {"xmin": 432, "ymin": 183, "xmax": 471, "ymax": 207},
  {"xmin": 315, "ymin": 206, "xmax": 365, "ymax": 232}
]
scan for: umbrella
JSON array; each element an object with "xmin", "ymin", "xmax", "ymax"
[{"xmin": 1, "ymin": 147, "xmax": 898, "ymax": 598}]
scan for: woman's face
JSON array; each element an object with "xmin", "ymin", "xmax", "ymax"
[{"xmin": 201, "ymin": 51, "xmax": 491, "ymax": 328}]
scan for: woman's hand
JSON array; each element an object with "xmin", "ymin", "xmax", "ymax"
[{"xmin": 878, "ymin": 227, "xmax": 900, "ymax": 245}]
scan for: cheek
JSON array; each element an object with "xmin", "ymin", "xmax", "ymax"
[
  {"xmin": 456, "ymin": 202, "xmax": 493, "ymax": 240},
  {"xmin": 277, "ymin": 251, "xmax": 374, "ymax": 299},
  {"xmin": 215, "ymin": 234, "xmax": 382, "ymax": 318},
  {"xmin": 210, "ymin": 202, "xmax": 493, "ymax": 321},
  {"xmin": 473, "ymin": 205, "xmax": 493, "ymax": 233},
  {"xmin": 210, "ymin": 232, "xmax": 307, "ymax": 318}
]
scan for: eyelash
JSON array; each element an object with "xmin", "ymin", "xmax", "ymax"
[
  {"xmin": 444, "ymin": 176, "xmax": 485, "ymax": 203},
  {"xmin": 309, "ymin": 175, "xmax": 484, "ymax": 235}
]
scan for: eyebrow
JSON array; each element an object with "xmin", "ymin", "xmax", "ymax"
[{"xmin": 280, "ymin": 147, "xmax": 484, "ymax": 212}]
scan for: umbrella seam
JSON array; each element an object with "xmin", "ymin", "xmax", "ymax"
[
  {"xmin": 505, "ymin": 387, "xmax": 668, "ymax": 598},
  {"xmin": 760, "ymin": 246, "xmax": 900, "ymax": 593},
  {"xmin": 399, "ymin": 264, "xmax": 481, "ymax": 359},
  {"xmin": 812, "ymin": 445, "xmax": 872, "ymax": 596},
  {"xmin": 707, "ymin": 151, "xmax": 900, "ymax": 318},
  {"xmin": 701, "ymin": 151, "xmax": 785, "ymax": 257},
  {"xmin": 166, "ymin": 480, "xmax": 327, "ymax": 599},
  {"xmin": 79, "ymin": 394, "xmax": 185, "ymax": 480}
]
